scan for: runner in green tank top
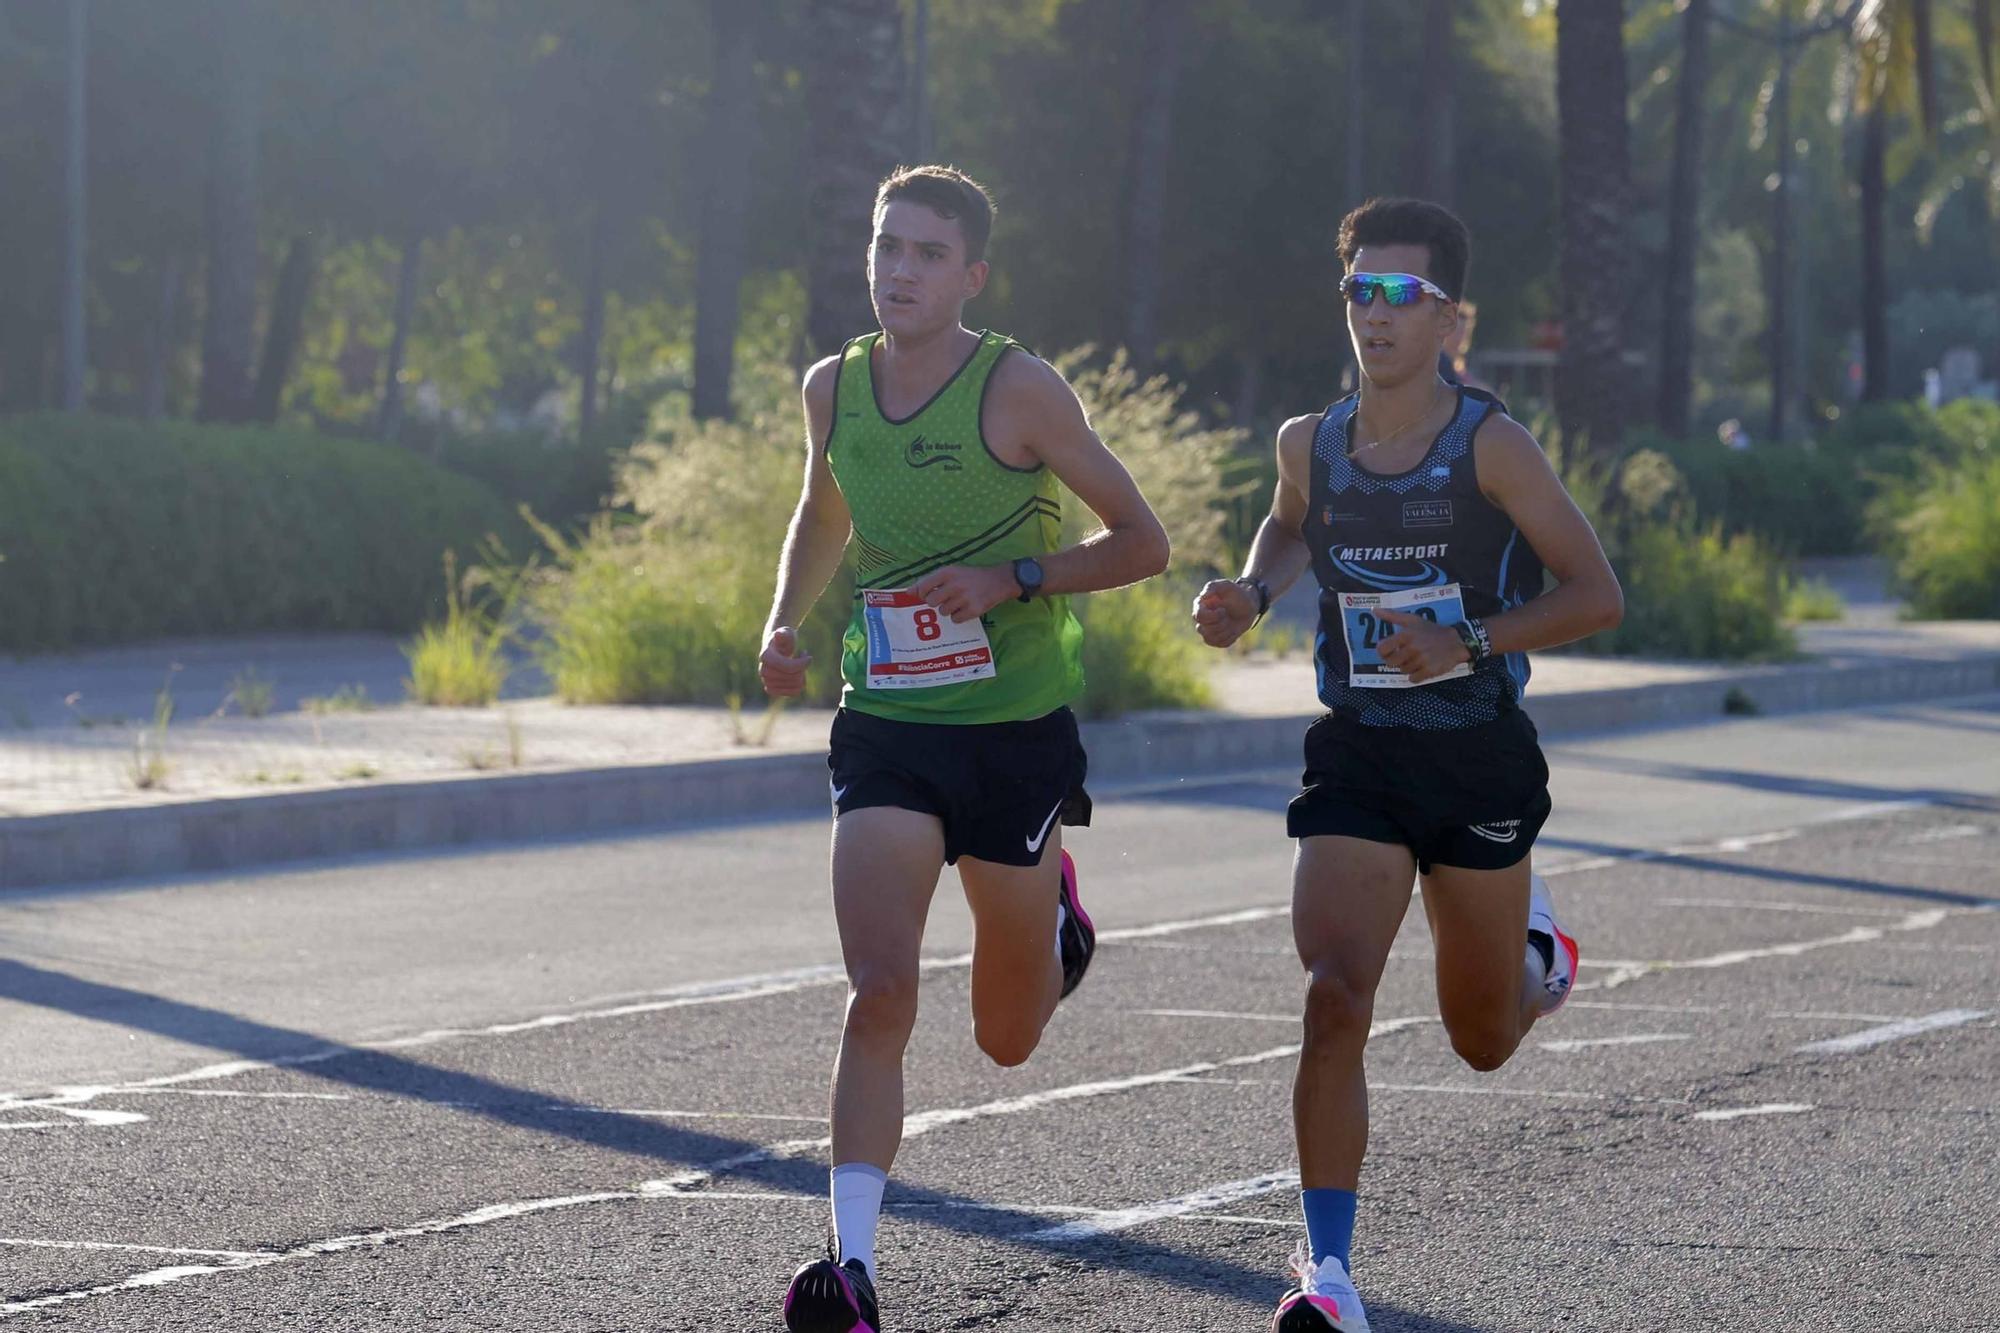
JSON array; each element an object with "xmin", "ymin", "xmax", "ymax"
[
  {"xmin": 756, "ymin": 166, "xmax": 1169, "ymax": 1333},
  {"xmin": 825, "ymin": 326, "xmax": 1084, "ymax": 724}
]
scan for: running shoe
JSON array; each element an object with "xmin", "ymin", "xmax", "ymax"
[
  {"xmin": 783, "ymin": 1249, "xmax": 879, "ymax": 1333},
  {"xmin": 1272, "ymin": 1241, "xmax": 1370, "ymax": 1332},
  {"xmin": 1056, "ymin": 847, "xmax": 1096, "ymax": 999},
  {"xmin": 1527, "ymin": 872, "xmax": 1579, "ymax": 1017}
]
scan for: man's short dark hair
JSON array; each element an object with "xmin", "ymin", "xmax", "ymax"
[
  {"xmin": 1336, "ymin": 197, "xmax": 1470, "ymax": 301},
  {"xmin": 875, "ymin": 165, "xmax": 996, "ymax": 264}
]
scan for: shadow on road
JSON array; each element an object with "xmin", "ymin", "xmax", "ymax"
[{"xmin": 0, "ymin": 959, "xmax": 1491, "ymax": 1329}]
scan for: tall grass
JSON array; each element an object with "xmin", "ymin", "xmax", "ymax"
[
  {"xmin": 518, "ymin": 350, "xmax": 1245, "ymax": 714},
  {"xmin": 405, "ymin": 551, "xmax": 519, "ymax": 706}
]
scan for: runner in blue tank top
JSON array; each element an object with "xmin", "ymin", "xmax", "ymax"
[{"xmin": 1191, "ymin": 198, "xmax": 1624, "ymax": 1333}]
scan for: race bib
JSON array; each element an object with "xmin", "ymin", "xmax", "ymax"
[
  {"xmin": 1339, "ymin": 582, "xmax": 1469, "ymax": 688},
  {"xmin": 860, "ymin": 588, "xmax": 997, "ymax": 689}
]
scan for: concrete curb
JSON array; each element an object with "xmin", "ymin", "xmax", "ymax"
[{"xmin": 4, "ymin": 653, "xmax": 1996, "ymax": 891}]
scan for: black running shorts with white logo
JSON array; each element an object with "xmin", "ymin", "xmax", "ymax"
[
  {"xmin": 1286, "ymin": 707, "xmax": 1550, "ymax": 873},
  {"xmin": 828, "ymin": 706, "xmax": 1091, "ymax": 867}
]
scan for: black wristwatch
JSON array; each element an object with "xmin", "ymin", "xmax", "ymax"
[
  {"xmin": 1454, "ymin": 617, "xmax": 1492, "ymax": 664},
  {"xmin": 1012, "ymin": 557, "xmax": 1045, "ymax": 603},
  {"xmin": 1237, "ymin": 576, "xmax": 1272, "ymax": 626}
]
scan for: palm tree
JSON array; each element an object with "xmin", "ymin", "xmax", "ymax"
[
  {"xmin": 61, "ymin": 0, "xmax": 88, "ymax": 412},
  {"xmin": 1417, "ymin": 0, "xmax": 1456, "ymax": 205},
  {"xmin": 1554, "ymin": 0, "xmax": 1634, "ymax": 461},
  {"xmin": 805, "ymin": 0, "xmax": 904, "ymax": 356},
  {"xmin": 1853, "ymin": 0, "xmax": 1940, "ymax": 402},
  {"xmin": 1657, "ymin": 0, "xmax": 1711, "ymax": 437},
  {"xmin": 197, "ymin": 0, "xmax": 260, "ymax": 424},
  {"xmin": 693, "ymin": 0, "xmax": 757, "ymax": 421},
  {"xmin": 1122, "ymin": 0, "xmax": 1191, "ymax": 371}
]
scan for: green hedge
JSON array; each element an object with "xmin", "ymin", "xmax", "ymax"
[{"xmin": 0, "ymin": 413, "xmax": 515, "ymax": 652}]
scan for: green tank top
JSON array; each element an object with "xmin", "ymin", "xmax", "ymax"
[{"xmin": 828, "ymin": 329, "xmax": 1085, "ymax": 724}]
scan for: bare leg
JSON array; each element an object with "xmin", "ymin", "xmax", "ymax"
[
  {"xmin": 954, "ymin": 829, "xmax": 1065, "ymax": 1068},
  {"xmin": 1292, "ymin": 836, "xmax": 1420, "ymax": 1190},
  {"xmin": 828, "ymin": 807, "xmax": 945, "ymax": 1170},
  {"xmin": 1419, "ymin": 857, "xmax": 1539, "ymax": 1073}
]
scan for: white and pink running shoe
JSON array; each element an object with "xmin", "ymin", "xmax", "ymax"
[
  {"xmin": 1527, "ymin": 872, "xmax": 1579, "ymax": 1016},
  {"xmin": 1272, "ymin": 1242, "xmax": 1371, "ymax": 1332}
]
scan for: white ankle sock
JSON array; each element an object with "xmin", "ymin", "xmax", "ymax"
[{"xmin": 830, "ymin": 1163, "xmax": 887, "ymax": 1279}]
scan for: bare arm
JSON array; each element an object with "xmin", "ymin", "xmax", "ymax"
[
  {"xmin": 916, "ymin": 352, "xmax": 1170, "ymax": 623},
  {"xmin": 1192, "ymin": 414, "xmax": 1317, "ymax": 649},
  {"xmin": 758, "ymin": 356, "xmax": 853, "ymax": 697},
  {"xmin": 1471, "ymin": 415, "xmax": 1623, "ymax": 654}
]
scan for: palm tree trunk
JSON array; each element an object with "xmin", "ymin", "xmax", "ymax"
[
  {"xmin": 377, "ymin": 228, "xmax": 422, "ymax": 444},
  {"xmin": 1417, "ymin": 0, "xmax": 1456, "ymax": 206},
  {"xmin": 1768, "ymin": 31, "xmax": 1795, "ymax": 442},
  {"xmin": 1657, "ymin": 0, "xmax": 1709, "ymax": 437},
  {"xmin": 196, "ymin": 0, "xmax": 259, "ymax": 424},
  {"xmin": 578, "ymin": 204, "xmax": 608, "ymax": 439},
  {"xmin": 142, "ymin": 253, "xmax": 182, "ymax": 422},
  {"xmin": 1345, "ymin": 0, "xmax": 1367, "ymax": 207},
  {"xmin": 693, "ymin": 0, "xmax": 756, "ymax": 421},
  {"xmin": 1123, "ymin": 0, "xmax": 1190, "ymax": 372},
  {"xmin": 1858, "ymin": 104, "xmax": 1890, "ymax": 401},
  {"xmin": 905, "ymin": 0, "xmax": 932, "ymax": 163},
  {"xmin": 251, "ymin": 232, "xmax": 314, "ymax": 423},
  {"xmin": 61, "ymin": 0, "xmax": 88, "ymax": 412},
  {"xmin": 805, "ymin": 0, "xmax": 904, "ymax": 356},
  {"xmin": 1554, "ymin": 0, "xmax": 1634, "ymax": 462}
]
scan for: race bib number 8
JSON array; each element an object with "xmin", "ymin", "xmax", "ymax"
[
  {"xmin": 1339, "ymin": 582, "xmax": 1470, "ymax": 688},
  {"xmin": 861, "ymin": 588, "xmax": 997, "ymax": 689}
]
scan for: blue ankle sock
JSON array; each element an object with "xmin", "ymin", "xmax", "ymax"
[{"xmin": 1300, "ymin": 1188, "xmax": 1357, "ymax": 1270}]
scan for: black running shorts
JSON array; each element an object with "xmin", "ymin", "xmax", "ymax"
[
  {"xmin": 1286, "ymin": 708, "xmax": 1551, "ymax": 873},
  {"xmin": 827, "ymin": 706, "xmax": 1091, "ymax": 867}
]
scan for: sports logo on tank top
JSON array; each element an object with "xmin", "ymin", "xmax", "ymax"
[
  {"xmin": 1330, "ymin": 543, "xmax": 1452, "ymax": 591},
  {"xmin": 904, "ymin": 434, "xmax": 965, "ymax": 470}
]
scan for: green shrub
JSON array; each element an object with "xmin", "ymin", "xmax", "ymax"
[
  {"xmin": 1586, "ymin": 521, "xmax": 1797, "ymax": 660},
  {"xmin": 521, "ymin": 351, "xmax": 1242, "ymax": 714},
  {"xmin": 1555, "ymin": 442, "xmax": 1796, "ymax": 661},
  {"xmin": 1781, "ymin": 577, "xmax": 1846, "ymax": 623},
  {"xmin": 1626, "ymin": 400, "xmax": 1990, "ymax": 558},
  {"xmin": 0, "ymin": 413, "xmax": 515, "ymax": 652},
  {"xmin": 1874, "ymin": 446, "xmax": 2000, "ymax": 619},
  {"xmin": 1075, "ymin": 580, "xmax": 1215, "ymax": 718}
]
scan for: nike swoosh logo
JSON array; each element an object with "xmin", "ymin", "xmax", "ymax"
[
  {"xmin": 1467, "ymin": 822, "xmax": 1519, "ymax": 843},
  {"xmin": 831, "ymin": 784, "xmax": 849, "ymax": 804},
  {"xmin": 1025, "ymin": 800, "xmax": 1064, "ymax": 854}
]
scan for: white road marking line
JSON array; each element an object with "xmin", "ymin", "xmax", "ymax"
[
  {"xmin": 1797, "ymin": 1009, "xmax": 1991, "ymax": 1055},
  {"xmin": 114, "ymin": 1089, "xmax": 353, "ymax": 1101},
  {"xmin": 1576, "ymin": 907, "xmax": 1967, "ymax": 995},
  {"xmin": 550, "ymin": 1107, "xmax": 828, "ymax": 1124},
  {"xmin": 642, "ymin": 1043, "xmax": 1308, "ymax": 1195},
  {"xmin": 0, "ymin": 1238, "xmax": 275, "ymax": 1261},
  {"xmin": 654, "ymin": 1188, "xmax": 1301, "ymax": 1230},
  {"xmin": 1026, "ymin": 1170, "xmax": 1301, "ymax": 1242},
  {"xmin": 1563, "ymin": 1000, "xmax": 1905, "ymax": 1022},
  {"xmin": 1654, "ymin": 897, "xmax": 1912, "ymax": 918},
  {"xmin": 0, "ymin": 1188, "xmax": 639, "ymax": 1319},
  {"xmin": 1902, "ymin": 824, "xmax": 1983, "ymax": 844},
  {"xmin": 1538, "ymin": 1033, "xmax": 1692, "ymax": 1052},
  {"xmin": 1692, "ymin": 1103, "xmax": 1814, "ymax": 1121},
  {"xmin": 1140, "ymin": 1009, "xmax": 1294, "ymax": 1023}
]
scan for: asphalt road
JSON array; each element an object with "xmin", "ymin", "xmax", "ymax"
[{"xmin": 3, "ymin": 694, "xmax": 1997, "ymax": 1331}]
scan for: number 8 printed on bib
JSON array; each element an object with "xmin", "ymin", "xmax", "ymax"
[{"xmin": 861, "ymin": 588, "xmax": 997, "ymax": 689}]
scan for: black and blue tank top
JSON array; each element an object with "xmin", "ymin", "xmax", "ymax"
[{"xmin": 1304, "ymin": 387, "xmax": 1544, "ymax": 730}]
